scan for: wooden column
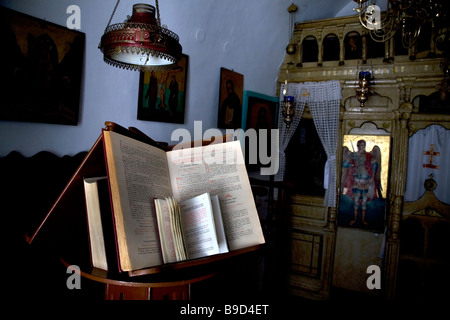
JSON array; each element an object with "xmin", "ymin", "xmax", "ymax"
[
  {"xmin": 384, "ymin": 103, "xmax": 412, "ymax": 300},
  {"xmin": 317, "ymin": 29, "xmax": 323, "ymax": 67}
]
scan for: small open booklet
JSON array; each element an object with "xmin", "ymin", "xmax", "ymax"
[{"xmin": 154, "ymin": 192, "xmax": 229, "ymax": 264}]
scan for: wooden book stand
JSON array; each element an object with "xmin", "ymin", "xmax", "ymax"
[{"xmin": 26, "ymin": 121, "xmax": 262, "ymax": 300}]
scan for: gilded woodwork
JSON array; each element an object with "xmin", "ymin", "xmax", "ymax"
[
  {"xmin": 278, "ymin": 13, "xmax": 448, "ymax": 300},
  {"xmin": 397, "ymin": 177, "xmax": 450, "ymax": 299}
]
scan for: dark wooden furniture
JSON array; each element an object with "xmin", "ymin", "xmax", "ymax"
[
  {"xmin": 396, "ymin": 177, "xmax": 450, "ymax": 300},
  {"xmin": 5, "ymin": 122, "xmax": 266, "ymax": 300},
  {"xmin": 61, "ymin": 245, "xmax": 261, "ymax": 300}
]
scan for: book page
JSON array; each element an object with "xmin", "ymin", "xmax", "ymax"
[
  {"xmin": 103, "ymin": 130, "xmax": 173, "ymax": 271},
  {"xmin": 178, "ymin": 193, "xmax": 220, "ymax": 259},
  {"xmin": 154, "ymin": 198, "xmax": 177, "ymax": 264},
  {"xmin": 167, "ymin": 141, "xmax": 265, "ymax": 251},
  {"xmin": 166, "ymin": 197, "xmax": 187, "ymax": 261},
  {"xmin": 210, "ymin": 195, "xmax": 229, "ymax": 254}
]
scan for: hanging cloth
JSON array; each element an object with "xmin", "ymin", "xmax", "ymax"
[
  {"xmin": 276, "ymin": 80, "xmax": 341, "ymax": 207},
  {"xmin": 404, "ymin": 124, "xmax": 450, "ymax": 204}
]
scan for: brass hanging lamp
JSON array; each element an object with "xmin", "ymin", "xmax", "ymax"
[{"xmin": 99, "ymin": 0, "xmax": 182, "ymax": 71}]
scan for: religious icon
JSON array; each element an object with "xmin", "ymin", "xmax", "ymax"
[
  {"xmin": 338, "ymin": 135, "xmax": 391, "ymax": 232},
  {"xmin": 137, "ymin": 55, "xmax": 189, "ymax": 124},
  {"xmin": 0, "ymin": 7, "xmax": 85, "ymax": 125},
  {"xmin": 217, "ymin": 68, "xmax": 244, "ymax": 129}
]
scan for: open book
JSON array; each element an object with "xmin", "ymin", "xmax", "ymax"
[
  {"xmin": 102, "ymin": 130, "xmax": 265, "ymax": 272},
  {"xmin": 154, "ymin": 193, "xmax": 228, "ymax": 264}
]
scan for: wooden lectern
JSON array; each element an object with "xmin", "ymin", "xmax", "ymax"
[{"xmin": 25, "ymin": 121, "xmax": 262, "ymax": 300}]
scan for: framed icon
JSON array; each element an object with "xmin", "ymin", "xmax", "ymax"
[
  {"xmin": 138, "ymin": 54, "xmax": 189, "ymax": 124},
  {"xmin": 338, "ymin": 134, "xmax": 391, "ymax": 232},
  {"xmin": 0, "ymin": 7, "xmax": 85, "ymax": 125},
  {"xmin": 217, "ymin": 68, "xmax": 244, "ymax": 129}
]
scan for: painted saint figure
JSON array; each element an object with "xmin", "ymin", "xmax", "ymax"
[
  {"xmin": 218, "ymin": 79, "xmax": 242, "ymax": 129},
  {"xmin": 168, "ymin": 75, "xmax": 179, "ymax": 117},
  {"xmin": 341, "ymin": 140, "xmax": 381, "ymax": 226},
  {"xmin": 145, "ymin": 70, "xmax": 158, "ymax": 109}
]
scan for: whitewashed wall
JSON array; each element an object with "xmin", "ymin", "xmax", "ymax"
[{"xmin": 0, "ymin": 0, "xmax": 354, "ymax": 157}]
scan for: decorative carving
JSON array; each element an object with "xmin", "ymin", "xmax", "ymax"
[
  {"xmin": 278, "ymin": 13, "xmax": 448, "ymax": 301},
  {"xmin": 399, "ymin": 83, "xmax": 411, "ymax": 103},
  {"xmin": 327, "ymin": 207, "xmax": 337, "ymax": 232},
  {"xmin": 390, "ymin": 196, "xmax": 403, "ymax": 240},
  {"xmin": 399, "ymin": 101, "xmax": 413, "ymax": 112},
  {"xmin": 408, "ymin": 123, "xmax": 417, "ymax": 134},
  {"xmin": 424, "ymin": 175, "xmax": 437, "ymax": 191}
]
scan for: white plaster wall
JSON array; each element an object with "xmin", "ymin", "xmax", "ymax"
[{"xmin": 0, "ymin": 0, "xmax": 294, "ymax": 157}]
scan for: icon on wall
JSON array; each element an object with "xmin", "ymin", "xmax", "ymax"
[
  {"xmin": 217, "ymin": 68, "xmax": 244, "ymax": 129},
  {"xmin": 138, "ymin": 54, "xmax": 189, "ymax": 124},
  {"xmin": 241, "ymin": 90, "xmax": 278, "ymax": 172},
  {"xmin": 338, "ymin": 135, "xmax": 391, "ymax": 232},
  {"xmin": 0, "ymin": 7, "xmax": 85, "ymax": 126}
]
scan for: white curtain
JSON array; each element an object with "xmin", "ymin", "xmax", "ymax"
[
  {"xmin": 276, "ymin": 80, "xmax": 341, "ymax": 207},
  {"xmin": 275, "ymin": 83, "xmax": 307, "ymax": 182},
  {"xmin": 308, "ymin": 82, "xmax": 341, "ymax": 207},
  {"xmin": 404, "ymin": 124, "xmax": 450, "ymax": 204}
]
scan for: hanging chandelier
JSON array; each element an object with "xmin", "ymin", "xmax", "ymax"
[
  {"xmin": 353, "ymin": 0, "xmax": 449, "ymax": 49},
  {"xmin": 99, "ymin": 0, "xmax": 182, "ymax": 71}
]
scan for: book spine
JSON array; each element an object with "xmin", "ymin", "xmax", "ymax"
[{"xmin": 102, "ymin": 129, "xmax": 123, "ymax": 273}]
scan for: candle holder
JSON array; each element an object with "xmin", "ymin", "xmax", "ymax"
[
  {"xmin": 356, "ymin": 71, "xmax": 373, "ymax": 107},
  {"xmin": 282, "ymin": 95, "xmax": 296, "ymax": 129}
]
